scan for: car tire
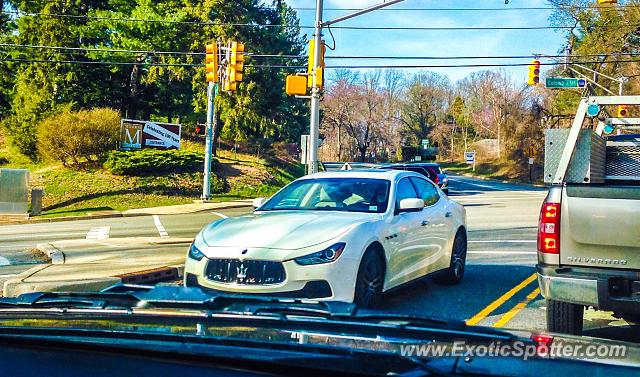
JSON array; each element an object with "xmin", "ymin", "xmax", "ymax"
[
  {"xmin": 434, "ymin": 230, "xmax": 466, "ymax": 285},
  {"xmin": 547, "ymin": 299, "xmax": 583, "ymax": 335},
  {"xmin": 353, "ymin": 248, "xmax": 385, "ymax": 309}
]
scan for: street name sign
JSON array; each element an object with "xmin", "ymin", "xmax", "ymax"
[{"xmin": 545, "ymin": 77, "xmax": 587, "ymax": 89}]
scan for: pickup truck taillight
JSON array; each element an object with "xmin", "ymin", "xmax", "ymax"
[{"xmin": 538, "ymin": 202, "xmax": 560, "ymax": 254}]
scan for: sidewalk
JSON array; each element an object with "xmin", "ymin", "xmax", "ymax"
[
  {"xmin": 3, "ymin": 237, "xmax": 194, "ymax": 297},
  {"xmin": 0, "ymin": 199, "xmax": 253, "ymax": 225}
]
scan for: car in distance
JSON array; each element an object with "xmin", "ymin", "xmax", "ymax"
[
  {"xmin": 381, "ymin": 163, "xmax": 450, "ymax": 195},
  {"xmin": 184, "ymin": 169, "xmax": 467, "ymax": 308}
]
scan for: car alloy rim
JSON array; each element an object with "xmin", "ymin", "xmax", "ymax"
[
  {"xmin": 361, "ymin": 257, "xmax": 383, "ymax": 306},
  {"xmin": 452, "ymin": 237, "xmax": 466, "ymax": 278}
]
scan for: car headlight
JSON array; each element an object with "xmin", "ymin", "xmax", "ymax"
[
  {"xmin": 294, "ymin": 243, "xmax": 346, "ymax": 265},
  {"xmin": 188, "ymin": 243, "xmax": 205, "ymax": 261}
]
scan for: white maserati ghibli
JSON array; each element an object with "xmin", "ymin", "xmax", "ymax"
[{"xmin": 184, "ymin": 169, "xmax": 467, "ymax": 308}]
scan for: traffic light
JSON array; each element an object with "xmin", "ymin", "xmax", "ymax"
[
  {"xmin": 195, "ymin": 124, "xmax": 205, "ymax": 135},
  {"xmin": 224, "ymin": 41, "xmax": 244, "ymax": 92},
  {"xmin": 617, "ymin": 104, "xmax": 628, "ymax": 117},
  {"xmin": 307, "ymin": 39, "xmax": 326, "ymax": 88},
  {"xmin": 285, "ymin": 75, "xmax": 307, "ymax": 96},
  {"xmin": 527, "ymin": 60, "xmax": 540, "ymax": 85},
  {"xmin": 205, "ymin": 42, "xmax": 218, "ymax": 83}
]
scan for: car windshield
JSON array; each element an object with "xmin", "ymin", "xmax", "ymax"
[{"xmin": 259, "ymin": 178, "xmax": 390, "ymax": 213}]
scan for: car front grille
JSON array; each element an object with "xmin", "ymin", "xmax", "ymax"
[{"xmin": 205, "ymin": 259, "xmax": 286, "ymax": 285}]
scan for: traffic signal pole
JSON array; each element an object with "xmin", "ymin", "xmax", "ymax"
[
  {"xmin": 306, "ymin": 0, "xmax": 404, "ymax": 174},
  {"xmin": 202, "ymin": 81, "xmax": 218, "ymax": 199}
]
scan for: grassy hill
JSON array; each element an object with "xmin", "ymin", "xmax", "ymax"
[{"xmin": 0, "ymin": 134, "xmax": 304, "ymax": 218}]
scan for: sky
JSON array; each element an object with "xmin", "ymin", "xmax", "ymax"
[{"xmin": 284, "ymin": 0, "xmax": 567, "ymax": 84}]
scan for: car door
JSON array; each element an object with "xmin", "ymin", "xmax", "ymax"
[
  {"xmin": 385, "ymin": 177, "xmax": 426, "ymax": 288},
  {"xmin": 409, "ymin": 177, "xmax": 451, "ymax": 275}
]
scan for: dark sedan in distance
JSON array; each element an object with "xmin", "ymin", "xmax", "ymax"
[{"xmin": 381, "ymin": 163, "xmax": 449, "ymax": 195}]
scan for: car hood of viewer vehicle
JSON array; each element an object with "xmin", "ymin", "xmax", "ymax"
[{"xmin": 199, "ymin": 210, "xmax": 377, "ymax": 250}]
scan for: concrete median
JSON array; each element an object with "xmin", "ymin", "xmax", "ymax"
[{"xmin": 2, "ymin": 237, "xmax": 193, "ymax": 297}]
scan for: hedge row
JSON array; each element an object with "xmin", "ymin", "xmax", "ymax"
[{"xmin": 104, "ymin": 149, "xmax": 207, "ymax": 176}]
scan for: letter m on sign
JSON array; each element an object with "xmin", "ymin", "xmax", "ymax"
[{"xmin": 121, "ymin": 122, "xmax": 142, "ymax": 150}]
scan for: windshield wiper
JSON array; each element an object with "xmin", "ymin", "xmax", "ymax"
[{"xmin": 0, "ymin": 285, "xmax": 517, "ymax": 341}]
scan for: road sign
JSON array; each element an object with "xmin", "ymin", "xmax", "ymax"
[
  {"xmin": 421, "ymin": 139, "xmax": 429, "ymax": 146},
  {"xmin": 465, "ymin": 151, "xmax": 476, "ymax": 164},
  {"xmin": 545, "ymin": 77, "xmax": 587, "ymax": 89},
  {"xmin": 527, "ymin": 146, "xmax": 537, "ymax": 158},
  {"xmin": 529, "ymin": 157, "xmax": 535, "ymax": 165}
]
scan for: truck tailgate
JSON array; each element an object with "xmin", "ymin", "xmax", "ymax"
[{"xmin": 561, "ymin": 185, "xmax": 640, "ymax": 269}]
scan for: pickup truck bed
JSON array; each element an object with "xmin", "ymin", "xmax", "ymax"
[{"xmin": 538, "ymin": 184, "xmax": 640, "ymax": 334}]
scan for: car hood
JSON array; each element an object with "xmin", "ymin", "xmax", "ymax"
[{"xmin": 200, "ymin": 210, "xmax": 378, "ymax": 250}]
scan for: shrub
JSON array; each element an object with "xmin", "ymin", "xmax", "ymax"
[
  {"xmin": 38, "ymin": 108, "xmax": 120, "ymax": 166},
  {"xmin": 104, "ymin": 149, "xmax": 207, "ymax": 176}
]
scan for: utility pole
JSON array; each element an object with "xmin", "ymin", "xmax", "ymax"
[
  {"xmin": 305, "ymin": 0, "xmax": 405, "ymax": 174},
  {"xmin": 308, "ymin": 0, "xmax": 324, "ymax": 174}
]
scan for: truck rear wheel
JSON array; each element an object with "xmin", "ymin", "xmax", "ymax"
[{"xmin": 547, "ymin": 299, "xmax": 584, "ymax": 335}]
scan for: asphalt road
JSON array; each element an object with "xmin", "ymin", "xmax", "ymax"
[{"xmin": 0, "ymin": 174, "xmax": 638, "ymax": 343}]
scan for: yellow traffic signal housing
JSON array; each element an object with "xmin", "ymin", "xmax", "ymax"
[
  {"xmin": 527, "ymin": 60, "xmax": 540, "ymax": 85},
  {"xmin": 285, "ymin": 75, "xmax": 307, "ymax": 96},
  {"xmin": 205, "ymin": 42, "xmax": 218, "ymax": 82},
  {"xmin": 307, "ymin": 39, "xmax": 326, "ymax": 88},
  {"xmin": 597, "ymin": 0, "xmax": 617, "ymax": 4},
  {"xmin": 230, "ymin": 41, "xmax": 245, "ymax": 84},
  {"xmin": 617, "ymin": 105, "xmax": 628, "ymax": 117}
]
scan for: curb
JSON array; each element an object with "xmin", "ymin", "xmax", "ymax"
[
  {"xmin": 0, "ymin": 202, "xmax": 252, "ymax": 225},
  {"xmin": 2, "ymin": 264, "xmax": 185, "ymax": 298},
  {"xmin": 36, "ymin": 243, "xmax": 65, "ymax": 264},
  {"xmin": 34, "ymin": 238, "xmax": 193, "ymax": 265}
]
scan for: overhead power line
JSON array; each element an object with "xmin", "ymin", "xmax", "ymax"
[
  {"xmin": 286, "ymin": 5, "xmax": 640, "ymax": 12},
  {"xmin": 2, "ymin": 57, "xmax": 640, "ymax": 70},
  {"xmin": 3, "ymin": 43, "xmax": 640, "ymax": 62},
  {"xmin": 1, "ymin": 10, "xmax": 632, "ymax": 30},
  {"xmin": 0, "ymin": 57, "xmax": 304, "ymax": 69},
  {"xmin": 0, "ymin": 43, "xmax": 304, "ymax": 58}
]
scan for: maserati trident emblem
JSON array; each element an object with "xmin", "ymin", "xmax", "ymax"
[{"xmin": 236, "ymin": 263, "xmax": 248, "ymax": 282}]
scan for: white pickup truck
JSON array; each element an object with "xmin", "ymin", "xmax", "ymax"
[{"xmin": 537, "ymin": 96, "xmax": 640, "ymax": 335}]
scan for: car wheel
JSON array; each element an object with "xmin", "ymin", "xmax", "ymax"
[
  {"xmin": 547, "ymin": 299, "xmax": 583, "ymax": 335},
  {"xmin": 435, "ymin": 230, "xmax": 466, "ymax": 285},
  {"xmin": 353, "ymin": 249, "xmax": 385, "ymax": 309}
]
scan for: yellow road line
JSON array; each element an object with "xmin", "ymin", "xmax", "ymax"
[
  {"xmin": 493, "ymin": 288, "xmax": 541, "ymax": 328},
  {"xmin": 466, "ymin": 273, "xmax": 538, "ymax": 326}
]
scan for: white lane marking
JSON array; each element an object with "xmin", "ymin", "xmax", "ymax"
[
  {"xmin": 0, "ymin": 257, "xmax": 10, "ymax": 266},
  {"xmin": 0, "ymin": 274, "xmax": 17, "ymax": 278},
  {"xmin": 152, "ymin": 215, "xmax": 170, "ymax": 238},
  {"xmin": 86, "ymin": 226, "xmax": 110, "ymax": 240},
  {"xmin": 468, "ymin": 251, "xmax": 537, "ymax": 255},
  {"xmin": 211, "ymin": 211, "xmax": 229, "ymax": 219},
  {"xmin": 469, "ymin": 240, "xmax": 537, "ymax": 243}
]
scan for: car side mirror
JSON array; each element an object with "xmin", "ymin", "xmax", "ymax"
[
  {"xmin": 252, "ymin": 197, "xmax": 267, "ymax": 209},
  {"xmin": 398, "ymin": 198, "xmax": 424, "ymax": 213}
]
